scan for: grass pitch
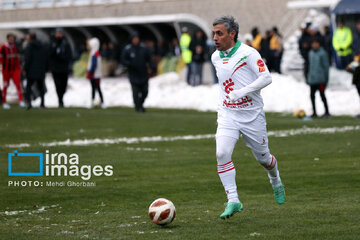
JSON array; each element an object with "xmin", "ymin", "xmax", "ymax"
[{"xmin": 1, "ymin": 107, "xmax": 360, "ymax": 240}]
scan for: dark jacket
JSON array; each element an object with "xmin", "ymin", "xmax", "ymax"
[
  {"xmin": 353, "ymin": 30, "xmax": 360, "ymax": 56},
  {"xmin": 323, "ymin": 31, "xmax": 332, "ymax": 60},
  {"xmin": 298, "ymin": 32, "xmax": 312, "ymax": 62},
  {"xmin": 50, "ymin": 37, "xmax": 72, "ymax": 73},
  {"xmin": 23, "ymin": 40, "xmax": 48, "ymax": 80},
  {"xmin": 307, "ymin": 47, "xmax": 329, "ymax": 85},
  {"xmin": 121, "ymin": 43, "xmax": 153, "ymax": 85},
  {"xmin": 189, "ymin": 36, "xmax": 206, "ymax": 63}
]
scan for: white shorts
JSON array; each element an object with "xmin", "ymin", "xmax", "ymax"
[{"xmin": 216, "ymin": 110, "xmax": 269, "ymax": 153}]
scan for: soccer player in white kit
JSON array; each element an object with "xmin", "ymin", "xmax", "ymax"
[{"xmin": 211, "ymin": 16, "xmax": 285, "ymax": 219}]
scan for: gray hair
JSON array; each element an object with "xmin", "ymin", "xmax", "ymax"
[{"xmin": 213, "ymin": 16, "xmax": 239, "ymax": 42}]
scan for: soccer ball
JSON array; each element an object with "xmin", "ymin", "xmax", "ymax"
[
  {"xmin": 148, "ymin": 198, "xmax": 176, "ymax": 226},
  {"xmin": 294, "ymin": 108, "xmax": 306, "ymax": 119}
]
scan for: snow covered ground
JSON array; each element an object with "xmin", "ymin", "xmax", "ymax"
[{"xmin": 4, "ymin": 67, "xmax": 359, "ymax": 116}]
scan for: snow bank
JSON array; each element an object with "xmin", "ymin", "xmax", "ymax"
[{"xmin": 5, "ymin": 70, "xmax": 353, "ymax": 116}]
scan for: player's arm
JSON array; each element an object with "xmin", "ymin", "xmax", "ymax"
[{"xmin": 229, "ymin": 52, "xmax": 272, "ymax": 102}]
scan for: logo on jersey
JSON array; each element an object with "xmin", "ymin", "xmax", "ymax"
[
  {"xmin": 233, "ymin": 56, "xmax": 248, "ymax": 69},
  {"xmin": 223, "ymin": 79, "xmax": 234, "ymax": 94},
  {"xmin": 223, "ymin": 58, "xmax": 229, "ymax": 64},
  {"xmin": 257, "ymin": 59, "xmax": 265, "ymax": 72},
  {"xmin": 232, "ymin": 62, "xmax": 247, "ymax": 76},
  {"xmin": 223, "ymin": 96, "xmax": 253, "ymax": 109}
]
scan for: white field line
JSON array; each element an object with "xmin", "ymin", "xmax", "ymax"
[{"xmin": 5, "ymin": 125, "xmax": 360, "ymax": 148}]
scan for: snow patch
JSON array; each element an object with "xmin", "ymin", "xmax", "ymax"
[
  {"xmin": 5, "ymin": 69, "xmax": 357, "ymax": 116},
  {"xmin": 1, "ymin": 205, "xmax": 59, "ymax": 216},
  {"xmin": 5, "ymin": 125, "xmax": 360, "ymax": 148},
  {"xmin": 126, "ymin": 147, "xmax": 158, "ymax": 152},
  {"xmin": 5, "ymin": 143, "xmax": 30, "ymax": 148},
  {"xmin": 267, "ymin": 125, "xmax": 360, "ymax": 137},
  {"xmin": 250, "ymin": 232, "xmax": 261, "ymax": 237}
]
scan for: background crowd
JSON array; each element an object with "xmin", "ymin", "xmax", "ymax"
[
  {"xmin": 298, "ymin": 20, "xmax": 360, "ymax": 118},
  {"xmin": 0, "ymin": 19, "xmax": 359, "ymax": 114}
]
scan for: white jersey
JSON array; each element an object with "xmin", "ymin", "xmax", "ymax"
[{"xmin": 211, "ymin": 41, "xmax": 270, "ymax": 123}]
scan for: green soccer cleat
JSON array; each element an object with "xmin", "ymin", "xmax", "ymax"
[
  {"xmin": 273, "ymin": 182, "xmax": 285, "ymax": 204},
  {"xmin": 220, "ymin": 201, "xmax": 243, "ymax": 219}
]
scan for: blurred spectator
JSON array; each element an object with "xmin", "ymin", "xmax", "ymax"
[
  {"xmin": 144, "ymin": 40, "xmax": 156, "ymax": 56},
  {"xmin": 101, "ymin": 42, "xmax": 110, "ymax": 77},
  {"xmin": 22, "ymin": 33, "xmax": 31, "ymax": 51},
  {"xmin": 101, "ymin": 42, "xmax": 118, "ymax": 77},
  {"xmin": 298, "ymin": 23, "xmax": 312, "ymax": 81},
  {"xmin": 73, "ymin": 42, "xmax": 86, "ymax": 61},
  {"xmin": 1, "ymin": 33, "xmax": 25, "ymax": 109},
  {"xmin": 350, "ymin": 21, "xmax": 360, "ymax": 113},
  {"xmin": 269, "ymin": 27, "xmax": 283, "ymax": 73},
  {"xmin": 352, "ymin": 21, "xmax": 360, "ymax": 57},
  {"xmin": 244, "ymin": 33, "xmax": 253, "ymax": 46},
  {"xmin": 23, "ymin": 32, "xmax": 48, "ymax": 109},
  {"xmin": 50, "ymin": 28, "xmax": 72, "ymax": 108},
  {"xmin": 169, "ymin": 38, "xmax": 181, "ymax": 57},
  {"xmin": 153, "ymin": 40, "xmax": 168, "ymax": 74},
  {"xmin": 189, "ymin": 29, "xmax": 206, "ymax": 86},
  {"xmin": 107, "ymin": 42, "xmax": 119, "ymax": 77},
  {"xmin": 156, "ymin": 38, "xmax": 181, "ymax": 75},
  {"xmin": 87, "ymin": 38, "xmax": 105, "ymax": 108},
  {"xmin": 332, "ymin": 20, "xmax": 353, "ymax": 69},
  {"xmin": 121, "ymin": 32, "xmax": 154, "ymax": 113},
  {"xmin": 307, "ymin": 38, "xmax": 330, "ymax": 118},
  {"xmin": 180, "ymin": 27, "xmax": 192, "ymax": 84},
  {"xmin": 251, "ymin": 27, "xmax": 269, "ymax": 61},
  {"xmin": 156, "ymin": 41, "xmax": 169, "ymax": 58},
  {"xmin": 323, "ymin": 26, "xmax": 332, "ymax": 64},
  {"xmin": 308, "ymin": 25, "xmax": 324, "ymax": 46},
  {"xmin": 262, "ymin": 30, "xmax": 272, "ymax": 69},
  {"xmin": 101, "ymin": 42, "xmax": 109, "ymax": 59},
  {"xmin": 251, "ymin": 27, "xmax": 262, "ymax": 51},
  {"xmin": 207, "ymin": 40, "xmax": 218, "ymax": 84},
  {"xmin": 346, "ymin": 40, "xmax": 360, "ymax": 117}
]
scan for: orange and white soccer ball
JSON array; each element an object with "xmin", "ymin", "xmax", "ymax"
[{"xmin": 148, "ymin": 198, "xmax": 176, "ymax": 225}]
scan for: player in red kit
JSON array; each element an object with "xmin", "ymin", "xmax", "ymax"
[{"xmin": 1, "ymin": 33, "xmax": 25, "ymax": 109}]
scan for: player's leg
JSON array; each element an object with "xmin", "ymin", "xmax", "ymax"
[
  {"xmin": 253, "ymin": 150, "xmax": 285, "ymax": 204},
  {"xmin": 310, "ymin": 85, "xmax": 317, "ymax": 117},
  {"xmin": 2, "ymin": 72, "xmax": 10, "ymax": 109},
  {"xmin": 216, "ymin": 135, "xmax": 239, "ymax": 203},
  {"xmin": 52, "ymin": 72, "xmax": 62, "ymax": 107},
  {"xmin": 319, "ymin": 83, "xmax": 330, "ymax": 117},
  {"xmin": 216, "ymin": 126, "xmax": 243, "ymax": 218},
  {"xmin": 60, "ymin": 73, "xmax": 69, "ymax": 107},
  {"xmin": 130, "ymin": 83, "xmax": 141, "ymax": 112},
  {"xmin": 241, "ymin": 113, "xmax": 285, "ymax": 204},
  {"xmin": 139, "ymin": 83, "xmax": 148, "ymax": 112},
  {"xmin": 252, "ymin": 150, "xmax": 281, "ymax": 184},
  {"xmin": 12, "ymin": 69, "xmax": 24, "ymax": 106},
  {"xmin": 37, "ymin": 78, "xmax": 45, "ymax": 108},
  {"xmin": 186, "ymin": 63, "xmax": 192, "ymax": 85},
  {"xmin": 95, "ymin": 79, "xmax": 104, "ymax": 104},
  {"xmin": 90, "ymin": 78, "xmax": 96, "ymax": 102},
  {"xmin": 25, "ymin": 77, "xmax": 35, "ymax": 109}
]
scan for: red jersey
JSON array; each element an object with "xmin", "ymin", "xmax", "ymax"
[{"xmin": 0, "ymin": 43, "xmax": 21, "ymax": 72}]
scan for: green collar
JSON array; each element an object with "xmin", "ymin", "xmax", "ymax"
[{"xmin": 219, "ymin": 41, "xmax": 241, "ymax": 59}]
